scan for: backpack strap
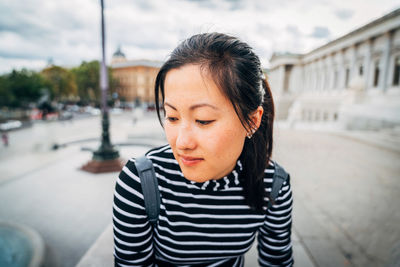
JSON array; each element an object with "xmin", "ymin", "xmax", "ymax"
[
  {"xmin": 135, "ymin": 156, "xmax": 160, "ymax": 227},
  {"xmin": 268, "ymin": 162, "xmax": 289, "ymax": 209}
]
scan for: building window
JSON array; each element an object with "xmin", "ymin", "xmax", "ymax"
[
  {"xmin": 359, "ymin": 65, "xmax": 363, "ymax": 76},
  {"xmin": 345, "ymin": 68, "xmax": 350, "ymax": 88},
  {"xmin": 373, "ymin": 60, "xmax": 380, "ymax": 87},
  {"xmin": 393, "ymin": 56, "xmax": 400, "ymax": 86}
]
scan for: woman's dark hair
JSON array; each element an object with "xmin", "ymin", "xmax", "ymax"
[{"xmin": 154, "ymin": 32, "xmax": 275, "ymax": 212}]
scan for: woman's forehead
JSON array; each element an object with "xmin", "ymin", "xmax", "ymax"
[{"xmin": 163, "ymin": 64, "xmax": 229, "ymax": 106}]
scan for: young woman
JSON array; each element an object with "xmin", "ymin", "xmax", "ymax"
[{"xmin": 113, "ymin": 33, "xmax": 293, "ymax": 267}]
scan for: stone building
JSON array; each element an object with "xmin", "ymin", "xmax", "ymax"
[
  {"xmin": 111, "ymin": 48, "xmax": 162, "ymax": 103},
  {"xmin": 268, "ymin": 8, "xmax": 400, "ymax": 130}
]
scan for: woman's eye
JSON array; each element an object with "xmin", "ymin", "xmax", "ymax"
[
  {"xmin": 166, "ymin": 117, "xmax": 178, "ymax": 122},
  {"xmin": 196, "ymin": 120, "xmax": 214, "ymax": 125}
]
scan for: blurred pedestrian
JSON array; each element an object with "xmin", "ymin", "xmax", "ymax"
[
  {"xmin": 2, "ymin": 131, "xmax": 9, "ymax": 147},
  {"xmin": 113, "ymin": 33, "xmax": 293, "ymax": 266}
]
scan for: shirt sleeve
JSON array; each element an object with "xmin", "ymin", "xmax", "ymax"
[
  {"xmin": 257, "ymin": 174, "xmax": 294, "ymax": 266},
  {"xmin": 113, "ymin": 159, "xmax": 154, "ymax": 267}
]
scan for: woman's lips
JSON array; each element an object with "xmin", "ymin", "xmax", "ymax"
[{"xmin": 179, "ymin": 155, "xmax": 203, "ymax": 166}]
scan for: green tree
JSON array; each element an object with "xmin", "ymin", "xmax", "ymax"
[
  {"xmin": 71, "ymin": 60, "xmax": 119, "ymax": 105},
  {"xmin": 0, "ymin": 61, "xmax": 119, "ymax": 108},
  {"xmin": 0, "ymin": 74, "xmax": 14, "ymax": 107},
  {"xmin": 0, "ymin": 69, "xmax": 47, "ymax": 108},
  {"xmin": 41, "ymin": 65, "xmax": 77, "ymax": 101},
  {"xmin": 71, "ymin": 61, "xmax": 100, "ymax": 103}
]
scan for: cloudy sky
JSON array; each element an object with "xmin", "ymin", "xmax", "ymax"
[{"xmin": 0, "ymin": 0, "xmax": 399, "ymax": 74}]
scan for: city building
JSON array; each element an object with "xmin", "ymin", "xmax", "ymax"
[
  {"xmin": 268, "ymin": 8, "xmax": 400, "ymax": 130},
  {"xmin": 111, "ymin": 47, "xmax": 162, "ymax": 104}
]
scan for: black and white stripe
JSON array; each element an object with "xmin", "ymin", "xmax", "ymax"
[{"xmin": 113, "ymin": 144, "xmax": 293, "ymax": 267}]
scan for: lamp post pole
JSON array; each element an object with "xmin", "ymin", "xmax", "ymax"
[
  {"xmin": 82, "ymin": 0, "xmax": 121, "ymax": 173},
  {"xmin": 92, "ymin": 0, "xmax": 119, "ymax": 161}
]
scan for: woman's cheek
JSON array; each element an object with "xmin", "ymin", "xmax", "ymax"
[
  {"xmin": 164, "ymin": 124, "xmax": 177, "ymax": 145},
  {"xmin": 206, "ymin": 125, "xmax": 233, "ymax": 151},
  {"xmin": 215, "ymin": 124, "xmax": 245, "ymax": 154}
]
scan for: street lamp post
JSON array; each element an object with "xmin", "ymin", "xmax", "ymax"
[{"xmin": 82, "ymin": 0, "xmax": 122, "ymax": 173}]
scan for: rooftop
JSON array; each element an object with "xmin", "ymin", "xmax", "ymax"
[{"xmin": 111, "ymin": 59, "xmax": 163, "ymax": 69}]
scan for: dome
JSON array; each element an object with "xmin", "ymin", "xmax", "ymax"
[
  {"xmin": 113, "ymin": 46, "xmax": 126, "ymax": 58},
  {"xmin": 111, "ymin": 46, "xmax": 127, "ymax": 64}
]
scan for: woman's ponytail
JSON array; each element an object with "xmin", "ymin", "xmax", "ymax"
[{"xmin": 240, "ymin": 76, "xmax": 275, "ymax": 212}]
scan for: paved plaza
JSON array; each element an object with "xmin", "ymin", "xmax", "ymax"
[{"xmin": 0, "ymin": 111, "xmax": 399, "ymax": 267}]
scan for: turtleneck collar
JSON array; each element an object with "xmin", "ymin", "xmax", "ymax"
[{"xmin": 185, "ymin": 160, "xmax": 243, "ymax": 191}]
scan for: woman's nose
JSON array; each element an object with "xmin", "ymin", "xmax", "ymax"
[{"xmin": 176, "ymin": 124, "xmax": 196, "ymax": 150}]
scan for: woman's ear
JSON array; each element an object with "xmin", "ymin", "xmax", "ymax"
[
  {"xmin": 251, "ymin": 106, "xmax": 264, "ymax": 130},
  {"xmin": 246, "ymin": 106, "xmax": 264, "ymax": 138}
]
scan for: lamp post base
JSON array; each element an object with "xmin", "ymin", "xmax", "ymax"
[{"xmin": 81, "ymin": 158, "xmax": 125, "ymax": 174}]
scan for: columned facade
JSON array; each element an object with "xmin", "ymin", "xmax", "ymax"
[{"xmin": 268, "ymin": 8, "xmax": 400, "ymax": 130}]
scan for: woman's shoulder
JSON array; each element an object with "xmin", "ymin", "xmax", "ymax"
[
  {"xmin": 263, "ymin": 160, "xmax": 291, "ymax": 188},
  {"xmin": 119, "ymin": 144, "xmax": 182, "ymax": 193},
  {"xmin": 265, "ymin": 159, "xmax": 290, "ymax": 174},
  {"xmin": 145, "ymin": 144, "xmax": 175, "ymax": 161},
  {"xmin": 123, "ymin": 144, "xmax": 177, "ymax": 174}
]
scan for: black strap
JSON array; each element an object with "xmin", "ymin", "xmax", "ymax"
[
  {"xmin": 136, "ymin": 156, "xmax": 160, "ymax": 227},
  {"xmin": 268, "ymin": 162, "xmax": 289, "ymax": 209}
]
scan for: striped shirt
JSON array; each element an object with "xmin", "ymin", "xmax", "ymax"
[{"xmin": 113, "ymin": 144, "xmax": 293, "ymax": 267}]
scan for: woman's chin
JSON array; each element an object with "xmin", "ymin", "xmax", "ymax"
[{"xmin": 181, "ymin": 169, "xmax": 211, "ymax": 183}]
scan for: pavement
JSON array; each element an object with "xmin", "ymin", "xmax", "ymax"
[{"xmin": 0, "ymin": 111, "xmax": 399, "ymax": 267}]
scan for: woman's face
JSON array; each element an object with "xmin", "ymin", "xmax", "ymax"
[{"xmin": 163, "ymin": 64, "xmax": 248, "ymax": 183}]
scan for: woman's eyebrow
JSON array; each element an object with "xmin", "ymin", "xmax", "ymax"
[
  {"xmin": 189, "ymin": 103, "xmax": 219, "ymax": 110},
  {"xmin": 164, "ymin": 102, "xmax": 177, "ymax": 110},
  {"xmin": 164, "ymin": 102, "xmax": 219, "ymax": 111}
]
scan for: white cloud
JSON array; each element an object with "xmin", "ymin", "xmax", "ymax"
[
  {"xmin": 0, "ymin": 58, "xmax": 47, "ymax": 74},
  {"xmin": 0, "ymin": 0, "xmax": 399, "ymax": 73}
]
